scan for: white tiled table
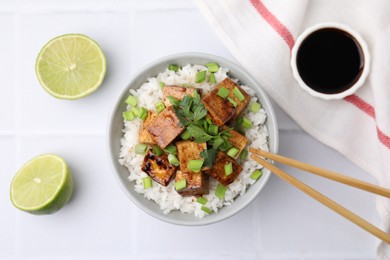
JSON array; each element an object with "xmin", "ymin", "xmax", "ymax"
[{"xmin": 0, "ymin": 1, "xmax": 379, "ymax": 259}]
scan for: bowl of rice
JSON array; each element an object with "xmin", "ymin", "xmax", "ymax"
[{"xmin": 107, "ymin": 53, "xmax": 278, "ymax": 225}]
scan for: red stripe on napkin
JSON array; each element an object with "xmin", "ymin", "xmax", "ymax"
[
  {"xmin": 249, "ymin": 0, "xmax": 295, "ymax": 50},
  {"xmin": 250, "ymin": 0, "xmax": 390, "ymax": 149},
  {"xmin": 345, "ymin": 95, "xmax": 390, "ymax": 149}
]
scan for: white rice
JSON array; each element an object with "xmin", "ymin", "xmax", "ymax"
[{"xmin": 119, "ymin": 64, "xmax": 269, "ymax": 218}]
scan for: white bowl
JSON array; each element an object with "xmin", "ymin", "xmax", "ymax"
[{"xmin": 107, "ymin": 53, "xmax": 279, "ymax": 226}]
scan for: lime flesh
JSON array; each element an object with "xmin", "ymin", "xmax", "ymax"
[
  {"xmin": 35, "ymin": 34, "xmax": 106, "ymax": 100},
  {"xmin": 10, "ymin": 154, "xmax": 73, "ymax": 215}
]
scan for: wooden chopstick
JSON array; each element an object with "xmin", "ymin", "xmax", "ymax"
[
  {"xmin": 249, "ymin": 147, "xmax": 390, "ymax": 198},
  {"xmin": 250, "ymin": 154, "xmax": 390, "ymax": 244}
]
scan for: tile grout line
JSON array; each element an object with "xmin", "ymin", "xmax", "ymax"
[
  {"xmin": 13, "ymin": 8, "xmax": 22, "ymax": 258},
  {"xmin": 127, "ymin": 8, "xmax": 138, "ymax": 259},
  {"xmin": 0, "ymin": 1, "xmax": 196, "ymax": 15}
]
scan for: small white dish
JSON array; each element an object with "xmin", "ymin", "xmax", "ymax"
[{"xmin": 291, "ymin": 22, "xmax": 370, "ymax": 100}]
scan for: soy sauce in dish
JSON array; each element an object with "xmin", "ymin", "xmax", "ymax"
[{"xmin": 296, "ymin": 28, "xmax": 364, "ymax": 94}]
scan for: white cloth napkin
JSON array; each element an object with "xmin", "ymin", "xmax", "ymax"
[{"xmin": 197, "ymin": 0, "xmax": 390, "ymax": 257}]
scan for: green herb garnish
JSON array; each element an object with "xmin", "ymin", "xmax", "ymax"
[
  {"xmin": 188, "ymin": 160, "xmax": 203, "ymax": 173},
  {"xmin": 196, "ymin": 197, "xmax": 208, "ymax": 205},
  {"xmin": 175, "ymin": 179, "xmax": 186, "ymax": 191},
  {"xmin": 125, "ymin": 95, "xmax": 138, "ymax": 106},
  {"xmin": 143, "ymin": 177, "xmax": 152, "ymax": 189},
  {"xmin": 168, "ymin": 64, "xmax": 179, "ymax": 72},
  {"xmin": 201, "ymin": 206, "xmax": 213, "ymax": 214},
  {"xmin": 135, "ymin": 144, "xmax": 148, "ymax": 155},
  {"xmin": 215, "ymin": 183, "xmax": 227, "ymax": 199},
  {"xmin": 250, "ymin": 169, "xmax": 263, "ymax": 180},
  {"xmin": 123, "ymin": 111, "xmax": 135, "ymax": 121},
  {"xmin": 169, "ymin": 92, "xmax": 232, "ymax": 166},
  {"xmin": 152, "ymin": 146, "xmax": 164, "ymax": 156},
  {"xmin": 209, "ymin": 73, "xmax": 216, "ymax": 83}
]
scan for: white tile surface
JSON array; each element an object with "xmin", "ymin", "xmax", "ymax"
[
  {"xmin": 17, "ymin": 136, "xmax": 134, "ymax": 258},
  {"xmin": 0, "ymin": 137, "xmax": 17, "ymax": 257},
  {"xmin": 0, "ymin": 15, "xmax": 16, "ymax": 134},
  {"xmin": 0, "ymin": 1, "xmax": 379, "ymax": 259},
  {"xmin": 17, "ymin": 12, "xmax": 133, "ymax": 135}
]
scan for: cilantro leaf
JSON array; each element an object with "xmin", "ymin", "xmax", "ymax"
[
  {"xmin": 187, "ymin": 125, "xmax": 213, "ymax": 143},
  {"xmin": 200, "ymin": 148, "xmax": 218, "ymax": 168}
]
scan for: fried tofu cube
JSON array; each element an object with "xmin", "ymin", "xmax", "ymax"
[
  {"xmin": 202, "ymin": 91, "xmax": 235, "ymax": 126},
  {"xmin": 176, "ymin": 141, "xmax": 207, "ymax": 172},
  {"xmin": 141, "ymin": 149, "xmax": 177, "ymax": 186},
  {"xmin": 204, "ymin": 151, "xmax": 243, "ymax": 186},
  {"xmin": 146, "ymin": 106, "xmax": 184, "ymax": 148},
  {"xmin": 175, "ymin": 170, "xmax": 209, "ymax": 196},
  {"xmin": 218, "ymin": 78, "xmax": 250, "ymax": 119},
  {"xmin": 139, "ymin": 111, "xmax": 157, "ymax": 145},
  {"xmin": 222, "ymin": 126, "xmax": 249, "ymax": 159},
  {"xmin": 162, "ymin": 85, "xmax": 198, "ymax": 107}
]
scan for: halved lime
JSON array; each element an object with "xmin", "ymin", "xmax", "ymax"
[
  {"xmin": 35, "ymin": 34, "xmax": 106, "ymax": 100},
  {"xmin": 10, "ymin": 154, "xmax": 73, "ymax": 215}
]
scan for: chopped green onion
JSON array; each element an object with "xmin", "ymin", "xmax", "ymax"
[
  {"xmin": 209, "ymin": 73, "xmax": 216, "ymax": 83},
  {"xmin": 206, "ymin": 117, "xmax": 213, "ymax": 125},
  {"xmin": 227, "ymin": 97, "xmax": 237, "ymax": 107},
  {"xmin": 250, "ymin": 169, "xmax": 263, "ymax": 180},
  {"xmin": 130, "ymin": 107, "xmax": 139, "ymax": 115},
  {"xmin": 227, "ymin": 147, "xmax": 239, "ymax": 158},
  {"xmin": 203, "ymin": 120, "xmax": 208, "ymax": 131},
  {"xmin": 195, "ymin": 70, "xmax": 207, "ymax": 83},
  {"xmin": 240, "ymin": 149, "xmax": 248, "ymax": 161},
  {"xmin": 164, "ymin": 145, "xmax": 177, "ymax": 155},
  {"xmin": 206, "ymin": 62, "xmax": 220, "ymax": 72},
  {"xmin": 208, "ymin": 124, "xmax": 218, "ymax": 135},
  {"xmin": 224, "ymin": 162, "xmax": 233, "ymax": 176},
  {"xmin": 143, "ymin": 177, "xmax": 152, "ymax": 189},
  {"xmin": 217, "ymin": 87, "xmax": 229, "ymax": 98},
  {"xmin": 122, "ymin": 111, "xmax": 135, "ymax": 121},
  {"xmin": 159, "ymin": 81, "xmax": 165, "ymax": 88},
  {"xmin": 152, "ymin": 146, "xmax": 164, "ymax": 156},
  {"xmin": 175, "ymin": 179, "xmax": 186, "ymax": 191},
  {"xmin": 135, "ymin": 144, "xmax": 148, "ymax": 155},
  {"xmin": 168, "ymin": 64, "xmax": 179, "ymax": 72},
  {"xmin": 215, "ymin": 183, "xmax": 227, "ymax": 199},
  {"xmin": 180, "ymin": 129, "xmax": 191, "ymax": 140},
  {"xmin": 196, "ymin": 197, "xmax": 208, "ymax": 205},
  {"xmin": 251, "ymin": 102, "xmax": 262, "ymax": 113},
  {"xmin": 125, "ymin": 95, "xmax": 138, "ymax": 107},
  {"xmin": 201, "ymin": 206, "xmax": 213, "ymax": 214},
  {"xmin": 182, "ymin": 83, "xmax": 191, "ymax": 88},
  {"xmin": 241, "ymin": 117, "xmax": 253, "ymax": 129},
  {"xmin": 233, "ymin": 87, "xmax": 245, "ymax": 102},
  {"xmin": 188, "ymin": 160, "xmax": 203, "ymax": 173},
  {"xmin": 155, "ymin": 101, "xmax": 166, "ymax": 114},
  {"xmin": 168, "ymin": 154, "xmax": 179, "ymax": 166},
  {"xmin": 138, "ymin": 107, "xmax": 148, "ymax": 120}
]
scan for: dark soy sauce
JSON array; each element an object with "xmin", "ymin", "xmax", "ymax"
[{"xmin": 296, "ymin": 28, "xmax": 364, "ymax": 94}]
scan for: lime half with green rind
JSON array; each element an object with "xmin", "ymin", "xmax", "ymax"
[
  {"xmin": 10, "ymin": 154, "xmax": 73, "ymax": 215},
  {"xmin": 35, "ymin": 34, "xmax": 106, "ymax": 100}
]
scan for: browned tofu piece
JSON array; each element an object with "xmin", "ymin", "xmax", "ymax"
[
  {"xmin": 176, "ymin": 141, "xmax": 207, "ymax": 172},
  {"xmin": 141, "ymin": 149, "xmax": 177, "ymax": 186},
  {"xmin": 202, "ymin": 91, "xmax": 235, "ymax": 126},
  {"xmin": 221, "ymin": 126, "xmax": 249, "ymax": 159},
  {"xmin": 204, "ymin": 151, "xmax": 243, "ymax": 186},
  {"xmin": 162, "ymin": 85, "xmax": 198, "ymax": 107},
  {"xmin": 139, "ymin": 111, "xmax": 157, "ymax": 145},
  {"xmin": 218, "ymin": 78, "xmax": 250, "ymax": 119},
  {"xmin": 175, "ymin": 170, "xmax": 209, "ymax": 196},
  {"xmin": 146, "ymin": 106, "xmax": 184, "ymax": 148}
]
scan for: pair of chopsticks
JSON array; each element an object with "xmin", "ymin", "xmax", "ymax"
[{"xmin": 249, "ymin": 147, "xmax": 390, "ymax": 244}]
